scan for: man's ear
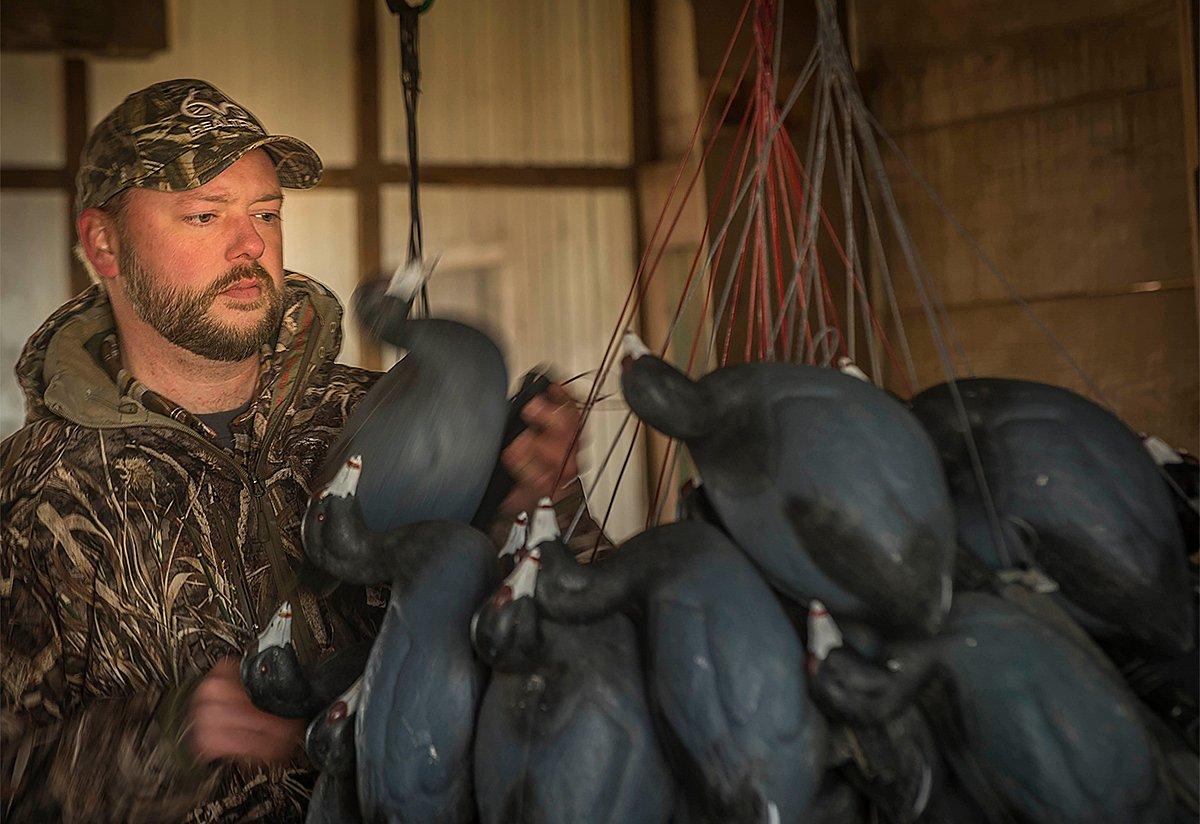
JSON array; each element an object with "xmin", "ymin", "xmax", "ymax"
[{"xmin": 76, "ymin": 208, "xmax": 122, "ymax": 280}]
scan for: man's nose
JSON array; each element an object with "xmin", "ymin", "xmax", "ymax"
[{"xmin": 227, "ymin": 215, "xmax": 266, "ymax": 261}]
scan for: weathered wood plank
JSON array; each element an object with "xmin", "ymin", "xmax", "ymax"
[
  {"xmin": 869, "ymin": 4, "xmax": 1179, "ymax": 132},
  {"xmin": 894, "ymin": 288, "xmax": 1199, "ymax": 452},
  {"xmin": 854, "ymin": 0, "xmax": 1164, "ymax": 55},
  {"xmin": 879, "ymin": 86, "xmax": 1191, "ymax": 308}
]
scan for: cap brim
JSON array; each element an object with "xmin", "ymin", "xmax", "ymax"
[{"xmin": 136, "ymin": 133, "xmax": 323, "ymax": 194}]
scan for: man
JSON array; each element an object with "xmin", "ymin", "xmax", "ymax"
[{"xmin": 0, "ymin": 78, "xmax": 594, "ymax": 822}]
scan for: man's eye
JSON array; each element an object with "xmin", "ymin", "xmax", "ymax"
[
  {"xmin": 185, "ymin": 213, "xmax": 217, "ymax": 225},
  {"xmin": 256, "ymin": 212, "xmax": 281, "ymax": 224}
]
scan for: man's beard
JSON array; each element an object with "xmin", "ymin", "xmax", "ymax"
[{"xmin": 119, "ymin": 240, "xmax": 284, "ymax": 363}]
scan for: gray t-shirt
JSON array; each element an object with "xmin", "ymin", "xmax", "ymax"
[{"xmin": 196, "ymin": 398, "xmax": 253, "ymax": 450}]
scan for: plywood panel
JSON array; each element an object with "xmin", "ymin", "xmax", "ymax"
[
  {"xmin": 1, "ymin": 54, "xmax": 65, "ymax": 167},
  {"xmin": 898, "ymin": 288, "xmax": 1199, "ymax": 451},
  {"xmin": 378, "ymin": 0, "xmax": 632, "ymax": 166},
  {"xmin": 881, "ymin": 86, "xmax": 1191, "ymax": 309},
  {"xmin": 88, "ymin": 0, "xmax": 356, "ymax": 167},
  {"xmin": 871, "ymin": 4, "xmax": 1179, "ymax": 132},
  {"xmin": 0, "ymin": 191, "xmax": 71, "ymax": 439},
  {"xmin": 279, "ymin": 189, "xmax": 360, "ymax": 366},
  {"xmin": 380, "ymin": 184, "xmax": 647, "ymax": 539}
]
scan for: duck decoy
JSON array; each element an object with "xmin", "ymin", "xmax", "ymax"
[
  {"xmin": 918, "ymin": 591, "xmax": 1174, "ymax": 824},
  {"xmin": 240, "ymin": 601, "xmax": 372, "ymax": 719},
  {"xmin": 305, "ymin": 678, "xmax": 363, "ymax": 824},
  {"xmin": 531, "ymin": 510, "xmax": 826, "ymax": 824},
  {"xmin": 909, "ymin": 378, "xmax": 1193, "ymax": 655},
  {"xmin": 471, "ymin": 507, "xmax": 675, "ymax": 824},
  {"xmin": 314, "ymin": 258, "xmax": 509, "ymax": 533},
  {"xmin": 619, "ymin": 332, "xmax": 956, "ymax": 636},
  {"xmin": 304, "ymin": 455, "xmax": 500, "ymax": 824}
]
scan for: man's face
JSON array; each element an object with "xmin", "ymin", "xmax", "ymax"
[{"xmin": 114, "ymin": 150, "xmax": 287, "ymax": 362}]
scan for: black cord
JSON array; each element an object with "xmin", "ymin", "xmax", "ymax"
[{"xmin": 398, "ymin": 7, "xmax": 430, "ymax": 316}]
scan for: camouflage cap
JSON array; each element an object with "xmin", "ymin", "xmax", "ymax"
[{"xmin": 75, "ymin": 78, "xmax": 323, "ymax": 214}]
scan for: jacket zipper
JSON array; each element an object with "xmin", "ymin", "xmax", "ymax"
[{"xmin": 84, "ymin": 321, "xmax": 326, "ymax": 637}]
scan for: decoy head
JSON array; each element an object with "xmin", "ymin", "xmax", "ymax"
[
  {"xmin": 806, "ymin": 601, "xmax": 932, "ymax": 724},
  {"xmin": 353, "ymin": 256, "xmax": 438, "ymax": 339},
  {"xmin": 303, "ymin": 455, "xmax": 381, "ymax": 585},
  {"xmin": 619, "ymin": 331, "xmax": 718, "ymax": 442},
  {"xmin": 240, "ymin": 601, "xmax": 311, "ymax": 714},
  {"xmin": 471, "ymin": 513, "xmax": 547, "ymax": 671},
  {"xmin": 523, "ymin": 498, "xmax": 594, "ymax": 619},
  {"xmin": 305, "ymin": 676, "xmax": 362, "ymax": 777}
]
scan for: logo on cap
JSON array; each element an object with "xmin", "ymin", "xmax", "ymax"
[{"xmin": 179, "ymin": 87, "xmax": 259, "ymax": 137}]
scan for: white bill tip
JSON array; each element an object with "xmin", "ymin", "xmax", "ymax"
[
  {"xmin": 527, "ymin": 498, "xmax": 560, "ymax": 549},
  {"xmin": 807, "ymin": 599, "xmax": 844, "ymax": 661},
  {"xmin": 338, "ymin": 676, "xmax": 364, "ymax": 714},
  {"xmin": 321, "ymin": 455, "xmax": 363, "ymax": 499},
  {"xmin": 1143, "ymin": 435, "xmax": 1183, "ymax": 466},
  {"xmin": 505, "ymin": 546, "xmax": 542, "ymax": 600},
  {"xmin": 386, "ymin": 254, "xmax": 440, "ymax": 304},
  {"xmin": 498, "ymin": 512, "xmax": 529, "ymax": 559},
  {"xmin": 836, "ymin": 357, "xmax": 870, "ymax": 382},
  {"xmin": 621, "ymin": 330, "xmax": 651, "ymax": 361},
  {"xmin": 258, "ymin": 601, "xmax": 293, "ymax": 650}
]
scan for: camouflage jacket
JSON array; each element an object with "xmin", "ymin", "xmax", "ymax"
[{"xmin": 1, "ymin": 274, "xmax": 387, "ymax": 822}]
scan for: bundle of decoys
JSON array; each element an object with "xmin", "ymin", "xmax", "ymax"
[{"xmin": 236, "ymin": 286, "xmax": 1197, "ymax": 822}]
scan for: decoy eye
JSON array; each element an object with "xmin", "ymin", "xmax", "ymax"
[
  {"xmin": 316, "ymin": 512, "xmax": 326, "ymax": 522},
  {"xmin": 259, "ymin": 663, "xmax": 269, "ymax": 676},
  {"xmin": 328, "ymin": 701, "xmax": 348, "ymax": 723}
]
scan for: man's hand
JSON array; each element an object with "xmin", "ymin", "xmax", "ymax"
[
  {"xmin": 500, "ymin": 382, "xmax": 583, "ymax": 518},
  {"xmin": 187, "ymin": 657, "xmax": 305, "ymax": 766}
]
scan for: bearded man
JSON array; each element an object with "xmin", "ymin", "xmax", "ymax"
[{"xmin": 0, "ymin": 79, "xmax": 597, "ymax": 822}]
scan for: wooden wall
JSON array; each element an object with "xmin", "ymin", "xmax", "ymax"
[{"xmin": 854, "ymin": 0, "xmax": 1198, "ymax": 451}]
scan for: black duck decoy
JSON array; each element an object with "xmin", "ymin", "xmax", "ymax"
[
  {"xmin": 313, "ymin": 259, "xmax": 509, "ymax": 533},
  {"xmin": 532, "ymin": 514, "xmax": 826, "ymax": 824},
  {"xmin": 620, "ymin": 332, "xmax": 956, "ymax": 636},
  {"xmin": 470, "ymin": 507, "xmax": 676, "ymax": 824},
  {"xmin": 305, "ymin": 678, "xmax": 363, "ymax": 824},
  {"xmin": 240, "ymin": 601, "xmax": 372, "ymax": 719},
  {"xmin": 909, "ymin": 378, "xmax": 1193, "ymax": 654},
  {"xmin": 919, "ymin": 591, "xmax": 1173, "ymax": 824},
  {"xmin": 304, "ymin": 455, "xmax": 500, "ymax": 824}
]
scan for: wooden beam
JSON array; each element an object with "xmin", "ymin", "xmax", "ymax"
[
  {"xmin": 354, "ymin": 0, "xmax": 383, "ymax": 371},
  {"xmin": 0, "ymin": 168, "xmax": 71, "ymax": 188},
  {"xmin": 897, "ymin": 277, "xmax": 1194, "ymax": 316},
  {"xmin": 315, "ymin": 162, "xmax": 634, "ymax": 189},
  {"xmin": 64, "ymin": 57, "xmax": 89, "ymax": 295}
]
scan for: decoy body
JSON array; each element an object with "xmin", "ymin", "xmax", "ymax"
[
  {"xmin": 533, "ymin": 517, "xmax": 826, "ymax": 823},
  {"xmin": 314, "ymin": 259, "xmax": 509, "ymax": 533},
  {"xmin": 241, "ymin": 601, "xmax": 371, "ymax": 719},
  {"xmin": 471, "ymin": 507, "xmax": 675, "ymax": 824},
  {"xmin": 620, "ymin": 334, "xmax": 956, "ymax": 636},
  {"xmin": 304, "ymin": 455, "xmax": 499, "ymax": 824},
  {"xmin": 922, "ymin": 592, "xmax": 1173, "ymax": 824},
  {"xmin": 305, "ymin": 678, "xmax": 363, "ymax": 824},
  {"xmin": 910, "ymin": 378, "xmax": 1193, "ymax": 654}
]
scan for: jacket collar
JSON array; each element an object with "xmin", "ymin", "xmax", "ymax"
[{"xmin": 20, "ymin": 273, "xmax": 345, "ymax": 431}]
